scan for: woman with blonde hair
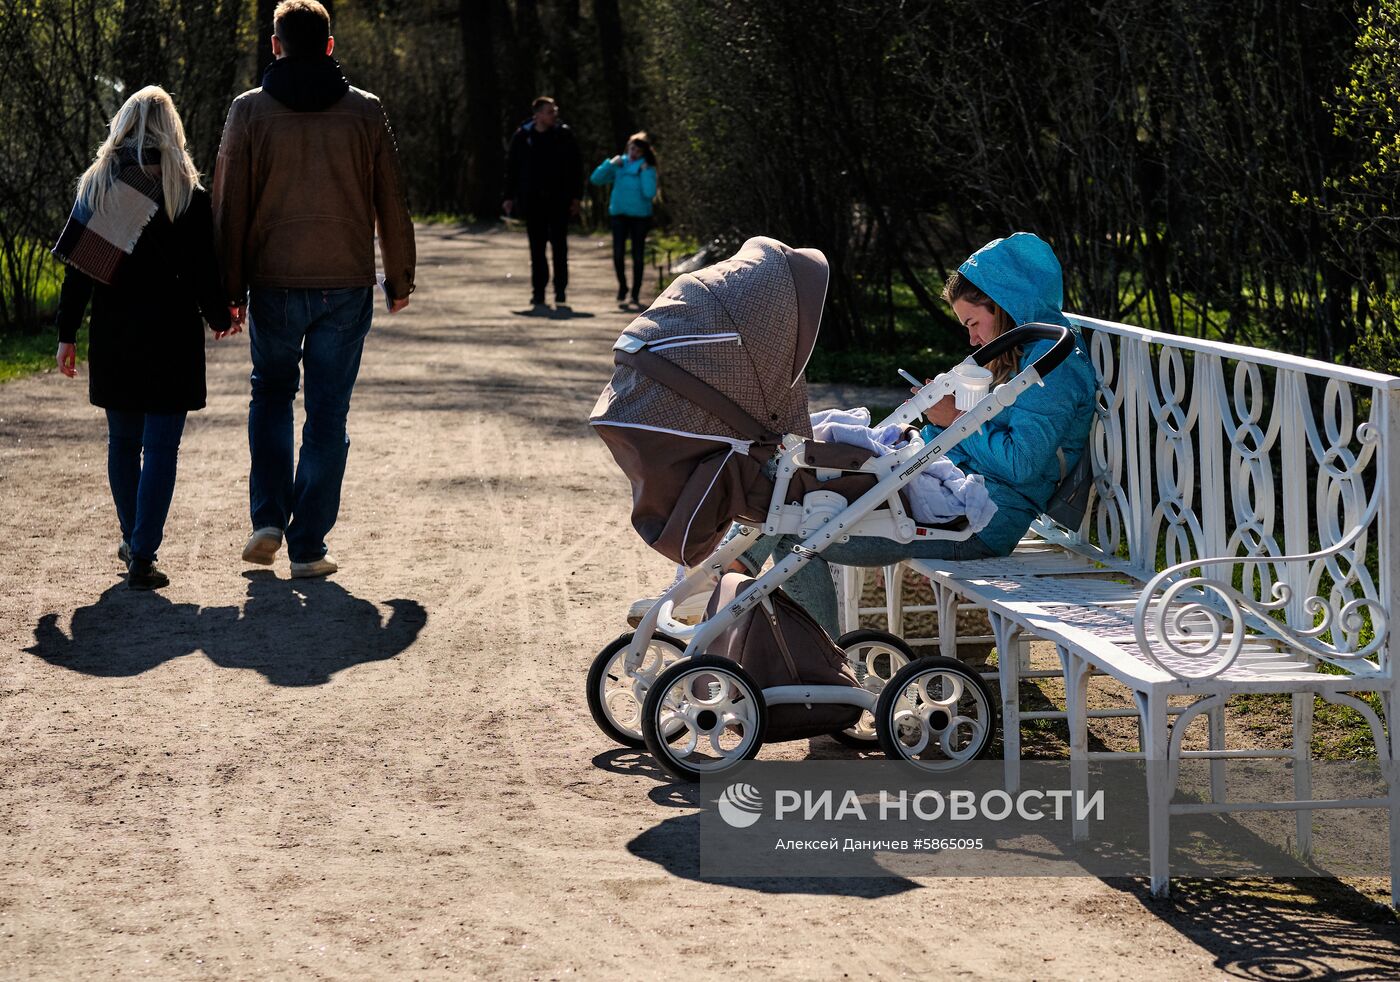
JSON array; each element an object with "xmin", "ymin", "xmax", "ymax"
[{"xmin": 53, "ymin": 85, "xmax": 235, "ymax": 591}]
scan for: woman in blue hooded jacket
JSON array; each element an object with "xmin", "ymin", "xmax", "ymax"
[
  {"xmin": 730, "ymin": 232, "xmax": 1099, "ymax": 636},
  {"xmin": 590, "ymin": 131, "xmax": 658, "ymax": 306}
]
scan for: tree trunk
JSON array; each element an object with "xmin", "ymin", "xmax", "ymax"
[
  {"xmin": 552, "ymin": 0, "xmax": 580, "ymax": 99},
  {"xmin": 115, "ymin": 0, "xmax": 168, "ymax": 91},
  {"xmin": 594, "ymin": 0, "xmax": 631, "ymax": 150},
  {"xmin": 494, "ymin": 0, "xmax": 530, "ymax": 123},
  {"xmin": 516, "ymin": 0, "xmax": 544, "ymax": 97},
  {"xmin": 256, "ymin": 0, "xmax": 275, "ymax": 86},
  {"xmin": 459, "ymin": 0, "xmax": 503, "ymax": 221}
]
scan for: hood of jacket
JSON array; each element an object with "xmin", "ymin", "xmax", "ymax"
[
  {"xmin": 957, "ymin": 232, "xmax": 1072, "ymax": 329},
  {"xmin": 262, "ymin": 55, "xmax": 350, "ymax": 112}
]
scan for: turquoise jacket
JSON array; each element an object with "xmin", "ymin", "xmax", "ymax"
[
  {"xmin": 923, "ymin": 233, "xmax": 1098, "ymax": 554},
  {"xmin": 589, "ymin": 156, "xmax": 658, "ymax": 217}
]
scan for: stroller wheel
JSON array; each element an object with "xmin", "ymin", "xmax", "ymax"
[
  {"xmin": 874, "ymin": 656, "xmax": 996, "ymax": 772},
  {"xmin": 586, "ymin": 632, "xmax": 687, "ymax": 749},
  {"xmin": 829, "ymin": 630, "xmax": 916, "ymax": 748},
  {"xmin": 642, "ymin": 655, "xmax": 766, "ymax": 783}
]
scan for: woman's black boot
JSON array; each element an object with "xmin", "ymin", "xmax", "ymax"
[{"xmin": 127, "ymin": 559, "xmax": 170, "ymax": 591}]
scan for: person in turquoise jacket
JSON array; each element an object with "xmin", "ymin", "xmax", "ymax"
[
  {"xmin": 590, "ymin": 131, "xmax": 658, "ymax": 306},
  {"xmin": 723, "ymin": 232, "xmax": 1099, "ymax": 636}
]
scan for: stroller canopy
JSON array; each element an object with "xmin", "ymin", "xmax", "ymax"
[{"xmin": 591, "ymin": 236, "xmax": 830, "ymax": 564}]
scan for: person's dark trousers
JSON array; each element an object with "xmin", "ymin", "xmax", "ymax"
[
  {"xmin": 247, "ymin": 286, "xmax": 373, "ymax": 564},
  {"xmin": 611, "ymin": 215, "xmax": 650, "ymax": 299},
  {"xmin": 105, "ymin": 409, "xmax": 188, "ymax": 563},
  {"xmin": 525, "ymin": 207, "xmax": 570, "ymax": 301}
]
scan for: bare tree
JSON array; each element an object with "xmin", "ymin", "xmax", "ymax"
[{"xmin": 460, "ymin": 0, "xmax": 504, "ymax": 220}]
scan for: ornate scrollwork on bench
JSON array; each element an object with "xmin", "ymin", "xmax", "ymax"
[{"xmin": 1133, "ymin": 484, "xmax": 1388, "ymax": 681}]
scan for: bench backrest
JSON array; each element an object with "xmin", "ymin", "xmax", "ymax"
[{"xmin": 1042, "ymin": 314, "xmax": 1400, "ymax": 670}]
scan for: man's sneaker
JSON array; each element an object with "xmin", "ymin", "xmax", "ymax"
[
  {"xmin": 290, "ymin": 556, "xmax": 338, "ymax": 579},
  {"xmin": 117, "ymin": 540, "xmax": 131, "ymax": 567},
  {"xmin": 242, "ymin": 527, "xmax": 283, "ymax": 565},
  {"xmin": 127, "ymin": 559, "xmax": 170, "ymax": 591}
]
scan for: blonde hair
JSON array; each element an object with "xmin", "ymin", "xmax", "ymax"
[{"xmin": 76, "ymin": 86, "xmax": 202, "ymax": 223}]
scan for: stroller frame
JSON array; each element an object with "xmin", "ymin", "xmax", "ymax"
[{"xmin": 600, "ymin": 324, "xmax": 1077, "ymax": 779}]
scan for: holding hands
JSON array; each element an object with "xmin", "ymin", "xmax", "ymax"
[{"xmin": 214, "ymin": 304, "xmax": 246, "ymax": 340}]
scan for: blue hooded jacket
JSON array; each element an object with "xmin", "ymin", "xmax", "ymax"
[
  {"xmin": 923, "ymin": 233, "xmax": 1098, "ymax": 554},
  {"xmin": 590, "ymin": 155, "xmax": 658, "ymax": 217}
]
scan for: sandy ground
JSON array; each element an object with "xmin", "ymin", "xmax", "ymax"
[{"xmin": 3, "ymin": 226, "xmax": 1398, "ymax": 980}]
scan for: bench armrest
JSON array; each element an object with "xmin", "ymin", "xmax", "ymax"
[{"xmin": 1132, "ymin": 520, "xmax": 1388, "ymax": 680}]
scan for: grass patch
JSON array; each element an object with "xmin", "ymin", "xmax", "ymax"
[
  {"xmin": 809, "ymin": 278, "xmax": 967, "ymax": 385},
  {"xmin": 0, "ymin": 330, "xmax": 85, "ymax": 383},
  {"xmin": 413, "ymin": 212, "xmax": 470, "ymax": 225},
  {"xmin": 1, "ymin": 238, "xmax": 65, "ymax": 328},
  {"xmin": 807, "ymin": 344, "xmax": 956, "ymax": 387}
]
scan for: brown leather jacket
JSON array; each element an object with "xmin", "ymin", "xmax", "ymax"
[{"xmin": 212, "ymin": 58, "xmax": 415, "ymax": 302}]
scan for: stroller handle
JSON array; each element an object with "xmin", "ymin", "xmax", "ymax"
[{"xmin": 971, "ymin": 322, "xmax": 1076, "ymax": 377}]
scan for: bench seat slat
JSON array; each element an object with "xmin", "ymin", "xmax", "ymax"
[{"xmin": 907, "ymin": 556, "xmax": 1377, "ymax": 692}]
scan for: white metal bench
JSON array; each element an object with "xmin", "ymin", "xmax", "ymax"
[{"xmin": 847, "ymin": 313, "xmax": 1400, "ymax": 900}]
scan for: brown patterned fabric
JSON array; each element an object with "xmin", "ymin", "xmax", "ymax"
[{"xmin": 592, "ymin": 236, "xmax": 830, "ymax": 562}]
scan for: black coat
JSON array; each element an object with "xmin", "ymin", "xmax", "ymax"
[
  {"xmin": 504, "ymin": 121, "xmax": 583, "ymax": 216},
  {"xmin": 56, "ymin": 187, "xmax": 230, "ymax": 414}
]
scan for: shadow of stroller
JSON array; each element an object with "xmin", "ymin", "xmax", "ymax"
[
  {"xmin": 627, "ymin": 811, "xmax": 919, "ymax": 898},
  {"xmin": 27, "ymin": 570, "xmax": 427, "ymax": 687}
]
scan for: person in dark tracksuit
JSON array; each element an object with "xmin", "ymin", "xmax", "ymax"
[{"xmin": 503, "ymin": 96, "xmax": 583, "ymax": 307}]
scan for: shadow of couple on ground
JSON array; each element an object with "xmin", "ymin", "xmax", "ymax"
[{"xmin": 26, "ymin": 570, "xmax": 427, "ymax": 687}]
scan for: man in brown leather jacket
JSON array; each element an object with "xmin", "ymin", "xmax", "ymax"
[{"xmin": 212, "ymin": 0, "xmax": 415, "ymax": 579}]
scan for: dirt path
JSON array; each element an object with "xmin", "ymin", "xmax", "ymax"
[{"xmin": 3, "ymin": 226, "xmax": 1397, "ymax": 980}]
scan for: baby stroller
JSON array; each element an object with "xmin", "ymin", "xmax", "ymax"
[{"xmin": 587, "ymin": 236, "xmax": 1075, "ymax": 782}]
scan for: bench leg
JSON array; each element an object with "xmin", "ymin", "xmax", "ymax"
[
  {"xmin": 934, "ymin": 583, "xmax": 959, "ymax": 660},
  {"xmin": 1292, "ymin": 691, "xmax": 1314, "ymax": 859},
  {"xmin": 884, "ymin": 563, "xmax": 904, "ymax": 637},
  {"xmin": 1385, "ymin": 689, "xmax": 1399, "ymax": 907},
  {"xmin": 1208, "ymin": 699, "xmax": 1227, "ymax": 805},
  {"xmin": 989, "ymin": 612, "xmax": 1021, "ymax": 793},
  {"xmin": 1058, "ymin": 645, "xmax": 1091, "ymax": 842},
  {"xmin": 1140, "ymin": 689, "xmax": 1172, "ymax": 898}
]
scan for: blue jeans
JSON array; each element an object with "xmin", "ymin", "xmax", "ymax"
[
  {"xmin": 731, "ymin": 527, "xmax": 996, "ymax": 637},
  {"xmin": 106, "ymin": 410, "xmax": 188, "ymax": 564},
  {"xmin": 248, "ymin": 287, "xmax": 373, "ymax": 563}
]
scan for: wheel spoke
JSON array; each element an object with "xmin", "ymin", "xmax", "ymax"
[
  {"xmin": 678, "ymin": 723, "xmax": 699, "ymax": 756},
  {"xmin": 893, "ymin": 709, "xmax": 929, "ymax": 755},
  {"xmin": 924, "ymin": 672, "xmax": 963, "ymax": 709}
]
